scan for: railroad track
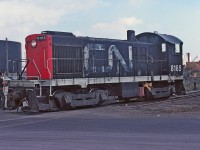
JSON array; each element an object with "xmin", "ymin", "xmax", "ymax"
[
  {"xmin": 171, "ymin": 90, "xmax": 200, "ymax": 99},
  {"xmin": 113, "ymin": 90, "xmax": 200, "ymax": 114},
  {"xmin": 5, "ymin": 90, "xmax": 200, "ymax": 113}
]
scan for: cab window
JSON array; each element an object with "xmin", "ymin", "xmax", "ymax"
[
  {"xmin": 162, "ymin": 43, "xmax": 166, "ymax": 52},
  {"xmin": 175, "ymin": 44, "xmax": 180, "ymax": 53}
]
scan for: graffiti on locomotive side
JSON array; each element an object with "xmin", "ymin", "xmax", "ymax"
[{"xmin": 84, "ymin": 44, "xmax": 133, "ymax": 74}]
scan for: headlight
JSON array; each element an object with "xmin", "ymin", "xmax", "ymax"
[{"xmin": 31, "ymin": 40, "xmax": 37, "ymax": 48}]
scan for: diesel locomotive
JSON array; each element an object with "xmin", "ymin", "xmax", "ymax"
[{"xmin": 5, "ymin": 30, "xmax": 185, "ymax": 111}]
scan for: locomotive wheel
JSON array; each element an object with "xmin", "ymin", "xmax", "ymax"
[
  {"xmin": 63, "ymin": 92, "xmax": 73, "ymax": 110},
  {"xmin": 53, "ymin": 90, "xmax": 72, "ymax": 110},
  {"xmin": 90, "ymin": 88, "xmax": 101, "ymax": 106},
  {"xmin": 90, "ymin": 88, "xmax": 108, "ymax": 106}
]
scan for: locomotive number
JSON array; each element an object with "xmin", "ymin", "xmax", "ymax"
[
  {"xmin": 36, "ymin": 36, "xmax": 46, "ymax": 40},
  {"xmin": 171, "ymin": 65, "xmax": 182, "ymax": 72}
]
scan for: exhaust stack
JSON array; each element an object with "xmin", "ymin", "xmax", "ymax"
[{"xmin": 127, "ymin": 30, "xmax": 137, "ymax": 41}]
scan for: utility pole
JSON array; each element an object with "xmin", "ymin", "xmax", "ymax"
[{"xmin": 5, "ymin": 38, "xmax": 8, "ymax": 76}]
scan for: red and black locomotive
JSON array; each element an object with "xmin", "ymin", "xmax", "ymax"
[{"xmin": 6, "ymin": 30, "xmax": 185, "ymax": 111}]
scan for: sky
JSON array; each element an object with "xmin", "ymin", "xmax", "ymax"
[{"xmin": 0, "ymin": 0, "xmax": 200, "ymax": 62}]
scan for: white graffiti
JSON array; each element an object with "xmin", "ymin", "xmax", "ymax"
[{"xmin": 84, "ymin": 44, "xmax": 133, "ymax": 73}]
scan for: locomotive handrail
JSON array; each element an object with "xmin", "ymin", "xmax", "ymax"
[
  {"xmin": 46, "ymin": 58, "xmax": 81, "ymax": 95},
  {"xmin": 19, "ymin": 59, "xmax": 30, "ymax": 80},
  {"xmin": 32, "ymin": 59, "xmax": 42, "ymax": 96},
  {"xmin": 47, "ymin": 58, "xmax": 53, "ymax": 96},
  {"xmin": 32, "ymin": 59, "xmax": 41, "ymax": 79},
  {"xmin": 45, "ymin": 57, "xmax": 171, "ymax": 89},
  {"xmin": 46, "ymin": 57, "xmax": 169, "ymax": 78},
  {"xmin": 47, "ymin": 58, "xmax": 52, "ymax": 79},
  {"xmin": 7, "ymin": 59, "xmax": 29, "ymax": 79}
]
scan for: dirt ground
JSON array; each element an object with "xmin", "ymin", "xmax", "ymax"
[{"xmin": 69, "ymin": 94, "xmax": 200, "ymax": 119}]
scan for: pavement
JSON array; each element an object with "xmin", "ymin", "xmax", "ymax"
[{"xmin": 0, "ymin": 106, "xmax": 200, "ymax": 150}]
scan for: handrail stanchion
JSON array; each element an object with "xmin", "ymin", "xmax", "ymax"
[
  {"xmin": 32, "ymin": 59, "xmax": 42, "ymax": 96},
  {"xmin": 47, "ymin": 59, "xmax": 52, "ymax": 96}
]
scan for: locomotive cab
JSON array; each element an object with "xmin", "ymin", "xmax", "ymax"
[{"xmin": 136, "ymin": 32, "xmax": 185, "ymax": 95}]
